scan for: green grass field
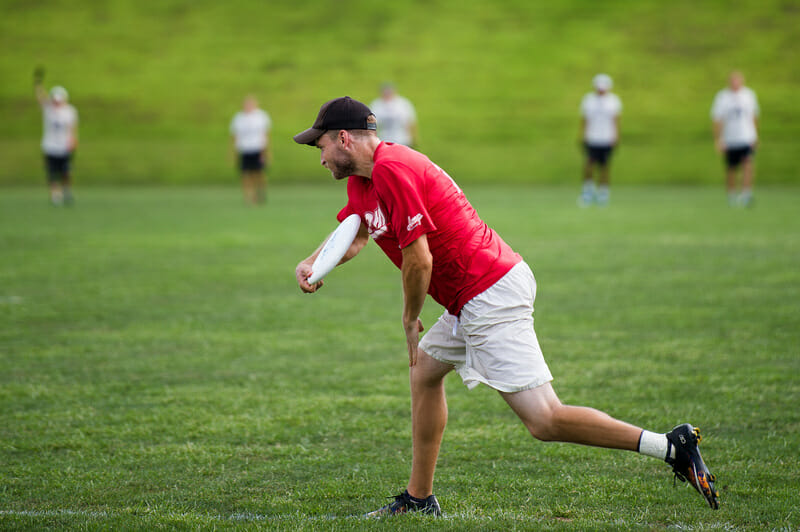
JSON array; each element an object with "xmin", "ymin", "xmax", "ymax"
[
  {"xmin": 2, "ymin": 0, "xmax": 799, "ymax": 185},
  {"xmin": 1, "ymin": 185, "xmax": 799, "ymax": 530}
]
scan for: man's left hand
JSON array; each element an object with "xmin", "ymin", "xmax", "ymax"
[{"xmin": 404, "ymin": 317, "xmax": 424, "ymax": 367}]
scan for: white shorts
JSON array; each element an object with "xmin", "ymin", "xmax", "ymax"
[{"xmin": 420, "ymin": 261, "xmax": 553, "ymax": 393}]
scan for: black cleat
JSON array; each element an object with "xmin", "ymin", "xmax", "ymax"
[
  {"xmin": 365, "ymin": 490, "xmax": 441, "ymax": 518},
  {"xmin": 666, "ymin": 423, "xmax": 720, "ymax": 509}
]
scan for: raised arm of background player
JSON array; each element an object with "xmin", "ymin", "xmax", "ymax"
[
  {"xmin": 295, "ymin": 222, "xmax": 370, "ymax": 293},
  {"xmin": 34, "ymin": 67, "xmax": 79, "ymax": 151},
  {"xmin": 33, "ymin": 66, "xmax": 48, "ymax": 106}
]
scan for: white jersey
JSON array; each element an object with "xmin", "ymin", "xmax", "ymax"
[
  {"xmin": 230, "ymin": 109, "xmax": 271, "ymax": 153},
  {"xmin": 711, "ymin": 87, "xmax": 759, "ymax": 148},
  {"xmin": 580, "ymin": 92, "xmax": 622, "ymax": 146},
  {"xmin": 41, "ymin": 103, "xmax": 78, "ymax": 156},
  {"xmin": 369, "ymin": 95, "xmax": 417, "ymax": 146}
]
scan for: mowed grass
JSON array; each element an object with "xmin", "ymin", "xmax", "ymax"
[
  {"xmin": 2, "ymin": 0, "xmax": 799, "ymax": 185},
  {"xmin": 1, "ymin": 184, "xmax": 799, "ymax": 530}
]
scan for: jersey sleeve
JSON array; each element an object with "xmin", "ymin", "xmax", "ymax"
[
  {"xmin": 372, "ymin": 161, "xmax": 436, "ymax": 249},
  {"xmin": 336, "ymin": 177, "xmax": 359, "ymax": 222},
  {"xmin": 337, "ymin": 203, "xmax": 356, "ymax": 222}
]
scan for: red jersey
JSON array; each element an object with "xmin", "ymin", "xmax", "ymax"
[{"xmin": 337, "ymin": 142, "xmax": 521, "ymax": 315}]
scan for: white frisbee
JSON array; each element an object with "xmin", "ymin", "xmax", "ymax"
[{"xmin": 307, "ymin": 214, "xmax": 361, "ymax": 284}]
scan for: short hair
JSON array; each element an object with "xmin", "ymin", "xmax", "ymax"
[{"xmin": 325, "ymin": 114, "xmax": 378, "ymax": 140}]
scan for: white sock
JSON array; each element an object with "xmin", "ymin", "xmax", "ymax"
[
  {"xmin": 582, "ymin": 180, "xmax": 595, "ymax": 196},
  {"xmin": 638, "ymin": 430, "xmax": 675, "ymax": 461}
]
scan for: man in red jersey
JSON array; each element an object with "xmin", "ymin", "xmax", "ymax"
[{"xmin": 293, "ymin": 97, "xmax": 719, "ymax": 515}]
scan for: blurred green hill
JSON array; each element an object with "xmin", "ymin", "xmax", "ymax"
[{"xmin": 1, "ymin": 0, "xmax": 798, "ymax": 185}]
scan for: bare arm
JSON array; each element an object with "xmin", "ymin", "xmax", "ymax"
[
  {"xmin": 68, "ymin": 121, "xmax": 78, "ymax": 152},
  {"xmin": 753, "ymin": 117, "xmax": 759, "ymax": 148},
  {"xmin": 613, "ymin": 115, "xmax": 620, "ymax": 146},
  {"xmin": 265, "ymin": 131, "xmax": 273, "ymax": 166},
  {"xmin": 579, "ymin": 117, "xmax": 586, "ymax": 145},
  {"xmin": 401, "ymin": 234, "xmax": 433, "ymax": 367},
  {"xmin": 409, "ymin": 120, "xmax": 419, "ymax": 149},
  {"xmin": 34, "ymin": 67, "xmax": 48, "ymax": 107},
  {"xmin": 712, "ymin": 121, "xmax": 724, "ymax": 153},
  {"xmin": 295, "ymin": 221, "xmax": 369, "ymax": 293}
]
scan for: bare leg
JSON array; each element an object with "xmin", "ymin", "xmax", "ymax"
[
  {"xmin": 49, "ymin": 181, "xmax": 62, "ymax": 205},
  {"xmin": 741, "ymin": 156, "xmax": 754, "ymax": 190},
  {"xmin": 583, "ymin": 160, "xmax": 594, "ymax": 182},
  {"xmin": 242, "ymin": 173, "xmax": 257, "ymax": 205},
  {"xmin": 725, "ymin": 167, "xmax": 737, "ymax": 195},
  {"xmin": 62, "ymin": 174, "xmax": 73, "ymax": 205},
  {"xmin": 500, "ymin": 382, "xmax": 641, "ymax": 451},
  {"xmin": 599, "ymin": 163, "xmax": 610, "ymax": 186},
  {"xmin": 254, "ymin": 170, "xmax": 266, "ymax": 204},
  {"xmin": 407, "ymin": 349, "xmax": 453, "ymax": 499},
  {"xmin": 580, "ymin": 160, "xmax": 595, "ymax": 205}
]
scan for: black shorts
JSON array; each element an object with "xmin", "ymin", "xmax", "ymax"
[
  {"xmin": 239, "ymin": 151, "xmax": 264, "ymax": 172},
  {"xmin": 585, "ymin": 143, "xmax": 614, "ymax": 165},
  {"xmin": 725, "ymin": 145, "xmax": 754, "ymax": 168},
  {"xmin": 44, "ymin": 154, "xmax": 72, "ymax": 181}
]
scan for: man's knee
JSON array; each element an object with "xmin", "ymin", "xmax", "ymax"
[
  {"xmin": 500, "ymin": 383, "xmax": 566, "ymax": 441},
  {"xmin": 523, "ymin": 403, "xmax": 563, "ymax": 442}
]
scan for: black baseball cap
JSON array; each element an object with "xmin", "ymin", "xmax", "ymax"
[{"xmin": 293, "ymin": 96, "xmax": 377, "ymax": 146}]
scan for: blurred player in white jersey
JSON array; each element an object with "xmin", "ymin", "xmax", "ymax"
[
  {"xmin": 711, "ymin": 71, "xmax": 759, "ymax": 207},
  {"xmin": 370, "ymin": 83, "xmax": 418, "ymax": 148},
  {"xmin": 34, "ymin": 67, "xmax": 78, "ymax": 206},
  {"xmin": 579, "ymin": 74, "xmax": 621, "ymax": 206},
  {"xmin": 230, "ymin": 95, "xmax": 272, "ymax": 205}
]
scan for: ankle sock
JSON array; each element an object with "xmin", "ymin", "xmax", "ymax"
[{"xmin": 638, "ymin": 430, "xmax": 676, "ymax": 461}]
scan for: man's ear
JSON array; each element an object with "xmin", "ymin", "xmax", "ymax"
[{"xmin": 338, "ymin": 130, "xmax": 348, "ymax": 146}]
